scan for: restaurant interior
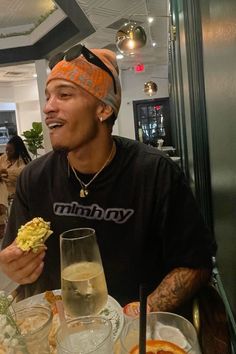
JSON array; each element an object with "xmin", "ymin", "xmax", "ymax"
[{"xmin": 0, "ymin": 0, "xmax": 236, "ymax": 353}]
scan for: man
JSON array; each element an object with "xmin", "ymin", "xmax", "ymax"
[{"xmin": 0, "ymin": 45, "xmax": 216, "ymax": 311}]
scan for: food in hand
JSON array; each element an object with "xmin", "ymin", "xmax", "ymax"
[
  {"xmin": 16, "ymin": 217, "xmax": 53, "ymax": 252},
  {"xmin": 130, "ymin": 339, "xmax": 187, "ymax": 354}
]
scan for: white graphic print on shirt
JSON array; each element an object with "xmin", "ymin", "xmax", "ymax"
[{"xmin": 53, "ymin": 201, "xmax": 134, "ymax": 224}]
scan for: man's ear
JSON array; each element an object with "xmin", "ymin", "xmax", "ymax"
[{"xmin": 96, "ymin": 104, "xmax": 113, "ymax": 122}]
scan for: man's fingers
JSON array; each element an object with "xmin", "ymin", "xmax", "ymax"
[
  {"xmin": 17, "ymin": 250, "xmax": 45, "ymax": 270},
  {"xmin": 0, "ymin": 244, "xmax": 23, "ymax": 263},
  {"xmin": 18, "ymin": 261, "xmax": 45, "ymax": 285},
  {"xmin": 5, "ymin": 258, "xmax": 44, "ymax": 284},
  {"xmin": 6, "ymin": 252, "xmax": 45, "ymax": 282},
  {"xmin": 3, "ymin": 249, "xmax": 45, "ymax": 273},
  {"xmin": 0, "ymin": 244, "xmax": 46, "ymax": 284}
]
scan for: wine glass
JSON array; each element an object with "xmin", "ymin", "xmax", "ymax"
[{"xmin": 60, "ymin": 228, "xmax": 108, "ymax": 317}]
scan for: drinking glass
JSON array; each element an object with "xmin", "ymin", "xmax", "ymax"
[
  {"xmin": 10, "ymin": 305, "xmax": 52, "ymax": 354},
  {"xmin": 120, "ymin": 311, "xmax": 202, "ymax": 354},
  {"xmin": 60, "ymin": 228, "xmax": 108, "ymax": 317},
  {"xmin": 56, "ymin": 316, "xmax": 113, "ymax": 354}
]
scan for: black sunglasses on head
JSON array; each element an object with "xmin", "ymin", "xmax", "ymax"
[{"xmin": 48, "ymin": 44, "xmax": 117, "ymax": 94}]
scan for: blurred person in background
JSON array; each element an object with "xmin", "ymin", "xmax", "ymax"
[
  {"xmin": 0, "ymin": 135, "xmax": 31, "ymax": 238},
  {"xmin": 0, "ymin": 46, "xmax": 216, "ymax": 314}
]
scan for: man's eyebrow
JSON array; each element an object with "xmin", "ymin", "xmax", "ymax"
[
  {"xmin": 56, "ymin": 84, "xmax": 76, "ymax": 90},
  {"xmin": 45, "ymin": 84, "xmax": 76, "ymax": 95}
]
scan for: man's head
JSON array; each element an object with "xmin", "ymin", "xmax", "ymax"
[
  {"xmin": 44, "ymin": 45, "xmax": 121, "ymax": 151},
  {"xmin": 46, "ymin": 45, "xmax": 121, "ymax": 119}
]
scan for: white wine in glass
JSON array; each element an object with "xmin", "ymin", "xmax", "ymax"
[{"xmin": 60, "ymin": 228, "xmax": 108, "ymax": 317}]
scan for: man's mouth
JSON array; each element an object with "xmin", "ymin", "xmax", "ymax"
[{"xmin": 48, "ymin": 122, "xmax": 63, "ymax": 130}]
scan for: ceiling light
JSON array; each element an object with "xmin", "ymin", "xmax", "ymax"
[
  {"xmin": 116, "ymin": 53, "xmax": 124, "ymax": 59},
  {"xmin": 148, "ymin": 17, "xmax": 154, "ymax": 23},
  {"xmin": 152, "ymin": 42, "xmax": 157, "ymax": 47},
  {"xmin": 116, "ymin": 22, "xmax": 147, "ymax": 55},
  {"xmin": 144, "ymin": 81, "xmax": 158, "ymax": 96}
]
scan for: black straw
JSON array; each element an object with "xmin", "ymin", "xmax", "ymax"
[{"xmin": 139, "ymin": 284, "xmax": 147, "ymax": 354}]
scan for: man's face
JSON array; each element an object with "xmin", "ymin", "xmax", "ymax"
[{"xmin": 44, "ymin": 79, "xmax": 102, "ymax": 151}]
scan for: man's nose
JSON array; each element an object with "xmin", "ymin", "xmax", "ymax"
[{"xmin": 43, "ymin": 96, "xmax": 57, "ymax": 114}]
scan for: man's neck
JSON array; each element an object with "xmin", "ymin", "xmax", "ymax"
[{"xmin": 67, "ymin": 137, "xmax": 115, "ymax": 174}]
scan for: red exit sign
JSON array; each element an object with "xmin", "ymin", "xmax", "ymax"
[{"xmin": 134, "ymin": 63, "xmax": 145, "ymax": 73}]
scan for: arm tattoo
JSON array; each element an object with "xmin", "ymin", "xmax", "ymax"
[{"xmin": 147, "ymin": 267, "xmax": 211, "ymax": 312}]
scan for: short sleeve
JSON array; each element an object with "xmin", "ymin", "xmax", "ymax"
[{"xmin": 157, "ymin": 163, "xmax": 217, "ymax": 272}]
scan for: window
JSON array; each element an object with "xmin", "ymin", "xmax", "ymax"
[
  {"xmin": 0, "ymin": 110, "xmax": 17, "ymax": 139},
  {"xmin": 133, "ymin": 98, "xmax": 172, "ymax": 147}
]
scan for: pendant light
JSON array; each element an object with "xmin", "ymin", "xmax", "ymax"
[
  {"xmin": 144, "ymin": 81, "xmax": 158, "ymax": 96},
  {"xmin": 116, "ymin": 21, "xmax": 147, "ymax": 55}
]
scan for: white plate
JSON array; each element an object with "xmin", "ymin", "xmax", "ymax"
[{"xmin": 14, "ymin": 290, "xmax": 124, "ymax": 342}]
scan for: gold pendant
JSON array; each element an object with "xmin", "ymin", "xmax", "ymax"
[{"xmin": 80, "ymin": 188, "xmax": 88, "ymax": 198}]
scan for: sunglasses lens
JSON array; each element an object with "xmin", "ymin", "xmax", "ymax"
[
  {"xmin": 49, "ymin": 52, "xmax": 64, "ymax": 70},
  {"xmin": 65, "ymin": 45, "xmax": 83, "ymax": 62}
]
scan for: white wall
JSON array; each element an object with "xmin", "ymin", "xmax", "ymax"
[
  {"xmin": 115, "ymin": 64, "xmax": 169, "ymax": 139},
  {"xmin": 16, "ymin": 100, "xmax": 41, "ymax": 134},
  {"xmin": 0, "ymin": 80, "xmax": 41, "ymax": 137},
  {"xmin": 0, "ymin": 84, "xmax": 15, "ymax": 102},
  {"xmin": 13, "ymin": 81, "xmax": 42, "ymax": 137}
]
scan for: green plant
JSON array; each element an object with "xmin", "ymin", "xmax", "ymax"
[{"xmin": 22, "ymin": 122, "xmax": 44, "ymax": 158}]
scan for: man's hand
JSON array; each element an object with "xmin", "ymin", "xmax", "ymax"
[{"xmin": 0, "ymin": 242, "xmax": 45, "ymax": 284}]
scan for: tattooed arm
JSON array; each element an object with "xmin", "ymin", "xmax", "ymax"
[{"xmin": 147, "ymin": 267, "xmax": 211, "ymax": 312}]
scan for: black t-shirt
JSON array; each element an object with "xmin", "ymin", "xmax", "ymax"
[{"xmin": 3, "ymin": 136, "xmax": 216, "ymax": 305}]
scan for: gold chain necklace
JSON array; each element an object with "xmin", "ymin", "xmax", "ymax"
[{"xmin": 69, "ymin": 142, "xmax": 115, "ymax": 198}]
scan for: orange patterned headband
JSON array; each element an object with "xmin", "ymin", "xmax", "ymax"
[{"xmin": 47, "ymin": 45, "xmax": 121, "ymax": 116}]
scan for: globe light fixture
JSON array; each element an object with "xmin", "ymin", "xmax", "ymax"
[
  {"xmin": 144, "ymin": 81, "xmax": 158, "ymax": 96},
  {"xmin": 116, "ymin": 22, "xmax": 147, "ymax": 55}
]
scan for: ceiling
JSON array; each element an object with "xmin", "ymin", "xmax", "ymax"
[{"xmin": 0, "ymin": 0, "xmax": 169, "ymax": 83}]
